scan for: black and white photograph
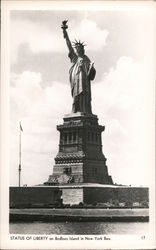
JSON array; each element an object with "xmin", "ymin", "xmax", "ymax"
[{"xmin": 1, "ymin": 0, "xmax": 156, "ymax": 249}]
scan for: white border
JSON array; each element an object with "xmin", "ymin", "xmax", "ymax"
[{"xmin": 1, "ymin": 0, "xmax": 156, "ymax": 249}]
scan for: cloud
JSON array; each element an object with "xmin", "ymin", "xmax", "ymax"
[
  {"xmin": 11, "ymin": 19, "xmax": 64, "ymax": 63},
  {"xmin": 92, "ymin": 56, "xmax": 154, "ymax": 185},
  {"xmin": 10, "ymin": 71, "xmax": 43, "ymax": 118},
  {"xmin": 10, "ymin": 70, "xmax": 72, "ymax": 120},
  {"xmin": 11, "ymin": 17, "xmax": 108, "ymax": 63},
  {"xmin": 70, "ymin": 18, "xmax": 108, "ymax": 51},
  {"xmin": 10, "ymin": 70, "xmax": 72, "ymax": 185}
]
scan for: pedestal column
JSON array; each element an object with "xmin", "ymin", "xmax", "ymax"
[{"xmin": 45, "ymin": 113, "xmax": 113, "ymax": 185}]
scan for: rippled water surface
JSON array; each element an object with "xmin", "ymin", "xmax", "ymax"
[{"xmin": 10, "ymin": 222, "xmax": 149, "ymax": 235}]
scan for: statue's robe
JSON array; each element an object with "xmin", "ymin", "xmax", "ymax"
[{"xmin": 68, "ymin": 50, "xmax": 96, "ymax": 114}]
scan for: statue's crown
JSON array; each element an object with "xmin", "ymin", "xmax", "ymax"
[{"xmin": 72, "ymin": 39, "xmax": 86, "ymax": 48}]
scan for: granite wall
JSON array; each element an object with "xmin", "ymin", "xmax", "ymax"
[
  {"xmin": 10, "ymin": 185, "xmax": 149, "ymax": 207},
  {"xmin": 10, "ymin": 187, "xmax": 62, "ymax": 207},
  {"xmin": 83, "ymin": 186, "xmax": 149, "ymax": 205}
]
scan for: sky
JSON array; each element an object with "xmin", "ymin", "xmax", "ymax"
[{"xmin": 9, "ymin": 5, "xmax": 155, "ymax": 187}]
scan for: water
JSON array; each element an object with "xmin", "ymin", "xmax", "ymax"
[{"xmin": 10, "ymin": 222, "xmax": 149, "ymax": 235}]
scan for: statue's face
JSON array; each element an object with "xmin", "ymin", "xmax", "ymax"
[{"xmin": 75, "ymin": 45, "xmax": 84, "ymax": 57}]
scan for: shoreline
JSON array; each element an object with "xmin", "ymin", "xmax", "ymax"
[{"xmin": 10, "ymin": 208, "xmax": 149, "ymax": 222}]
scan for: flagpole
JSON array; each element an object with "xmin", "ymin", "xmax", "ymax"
[{"xmin": 19, "ymin": 121, "xmax": 22, "ymax": 187}]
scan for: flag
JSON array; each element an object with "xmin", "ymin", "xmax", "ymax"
[
  {"xmin": 19, "ymin": 164, "xmax": 21, "ymax": 171},
  {"xmin": 20, "ymin": 122, "xmax": 23, "ymax": 132}
]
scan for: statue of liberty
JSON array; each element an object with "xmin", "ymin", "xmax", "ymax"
[{"xmin": 61, "ymin": 20, "xmax": 96, "ymax": 114}]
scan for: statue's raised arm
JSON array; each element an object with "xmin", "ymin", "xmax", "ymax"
[{"xmin": 61, "ymin": 20, "xmax": 74, "ymax": 54}]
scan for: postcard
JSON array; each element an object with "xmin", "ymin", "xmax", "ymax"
[{"xmin": 1, "ymin": 0, "xmax": 156, "ymax": 249}]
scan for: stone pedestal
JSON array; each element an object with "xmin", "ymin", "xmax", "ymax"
[{"xmin": 45, "ymin": 113, "xmax": 113, "ymax": 185}]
